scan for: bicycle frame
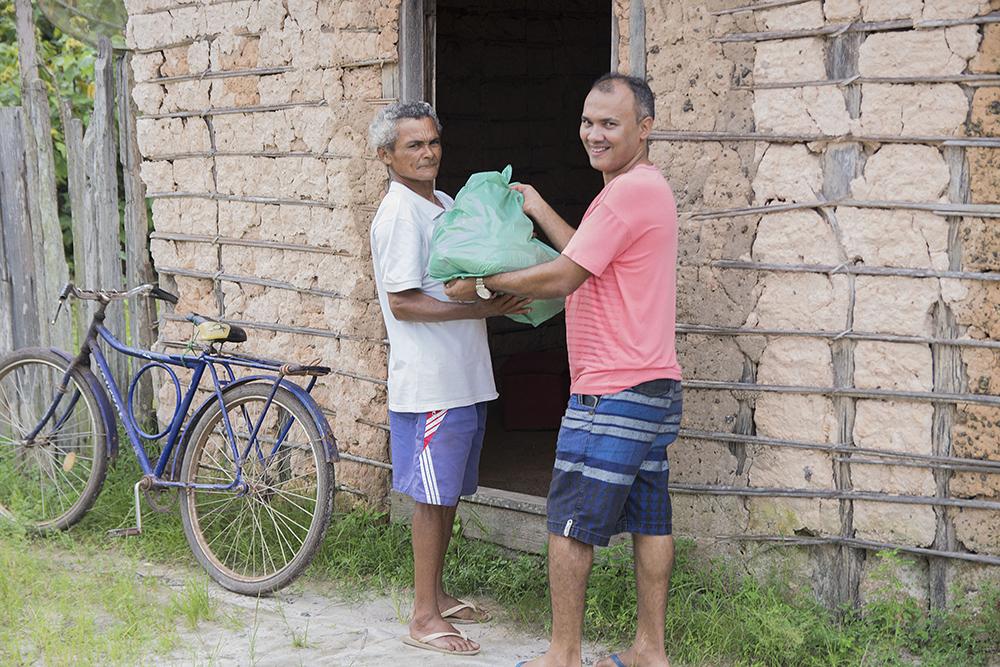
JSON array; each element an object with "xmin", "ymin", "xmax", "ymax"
[{"xmin": 28, "ymin": 301, "xmax": 332, "ymax": 493}]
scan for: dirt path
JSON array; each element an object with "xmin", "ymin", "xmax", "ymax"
[{"xmin": 140, "ymin": 561, "xmax": 605, "ymax": 666}]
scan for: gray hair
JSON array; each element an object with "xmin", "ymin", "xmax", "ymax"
[{"xmin": 368, "ymin": 101, "xmax": 442, "ymax": 151}]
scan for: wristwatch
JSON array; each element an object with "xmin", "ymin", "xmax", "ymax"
[{"xmin": 475, "ymin": 277, "xmax": 493, "ymax": 300}]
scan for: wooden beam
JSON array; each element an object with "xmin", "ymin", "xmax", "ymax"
[
  {"xmin": 58, "ymin": 100, "xmax": 90, "ymax": 342},
  {"xmin": 86, "ymin": 38, "xmax": 128, "ymax": 386},
  {"xmin": 399, "ymin": 0, "xmax": 425, "ymax": 101},
  {"xmin": 0, "ymin": 108, "xmax": 38, "ymax": 351},
  {"xmin": 629, "ymin": 0, "xmax": 646, "ymax": 79},
  {"xmin": 14, "ymin": 0, "xmax": 70, "ymax": 349},
  {"xmin": 118, "ymin": 52, "xmax": 159, "ymax": 429}
]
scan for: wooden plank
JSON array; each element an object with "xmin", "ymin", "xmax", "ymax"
[
  {"xmin": 117, "ymin": 52, "xmax": 158, "ymax": 430},
  {"xmin": 0, "ymin": 108, "xmax": 39, "ymax": 351},
  {"xmin": 399, "ymin": 0, "xmax": 425, "ymax": 101},
  {"xmin": 629, "ymin": 0, "xmax": 646, "ymax": 79},
  {"xmin": 0, "ymin": 180, "xmax": 11, "ymax": 354},
  {"xmin": 59, "ymin": 99, "xmax": 91, "ymax": 342},
  {"xmin": 390, "ymin": 487, "xmax": 632, "ymax": 554},
  {"xmin": 86, "ymin": 38, "xmax": 128, "ymax": 387},
  {"xmin": 15, "ymin": 0, "xmax": 70, "ymax": 349},
  {"xmin": 391, "ymin": 487, "xmax": 549, "ymax": 554}
]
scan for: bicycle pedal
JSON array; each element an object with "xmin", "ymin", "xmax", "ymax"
[{"xmin": 107, "ymin": 527, "xmax": 142, "ymax": 538}]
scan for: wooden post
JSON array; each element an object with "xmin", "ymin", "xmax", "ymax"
[
  {"xmin": 0, "ymin": 107, "xmax": 40, "ymax": 351},
  {"xmin": 117, "ymin": 52, "xmax": 158, "ymax": 428},
  {"xmin": 14, "ymin": 0, "xmax": 70, "ymax": 350},
  {"xmin": 59, "ymin": 100, "xmax": 91, "ymax": 343},
  {"xmin": 86, "ymin": 37, "xmax": 128, "ymax": 387},
  {"xmin": 0, "ymin": 176, "xmax": 11, "ymax": 354}
]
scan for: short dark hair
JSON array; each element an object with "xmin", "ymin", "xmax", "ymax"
[{"xmin": 591, "ymin": 73, "xmax": 655, "ymax": 121}]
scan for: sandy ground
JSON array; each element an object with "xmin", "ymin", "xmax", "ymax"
[{"xmin": 138, "ymin": 561, "xmax": 605, "ymax": 666}]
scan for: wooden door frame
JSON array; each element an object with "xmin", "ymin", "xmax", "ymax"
[{"xmin": 398, "ymin": 0, "xmax": 642, "ymax": 103}]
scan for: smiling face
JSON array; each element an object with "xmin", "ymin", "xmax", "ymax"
[
  {"xmin": 579, "ymin": 81, "xmax": 653, "ymax": 183},
  {"xmin": 379, "ymin": 116, "xmax": 442, "ymax": 188}
]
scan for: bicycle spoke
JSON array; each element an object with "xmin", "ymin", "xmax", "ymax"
[
  {"xmin": 0, "ymin": 355, "xmax": 106, "ymax": 529},
  {"xmin": 255, "ymin": 495, "xmax": 313, "ymax": 536},
  {"xmin": 181, "ymin": 386, "xmax": 330, "ymax": 592},
  {"xmin": 255, "ymin": 495, "xmax": 293, "ymax": 567}
]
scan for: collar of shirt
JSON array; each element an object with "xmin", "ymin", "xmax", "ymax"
[{"xmin": 388, "ymin": 180, "xmax": 449, "ymax": 217}]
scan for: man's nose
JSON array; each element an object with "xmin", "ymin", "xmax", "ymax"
[{"xmin": 586, "ymin": 126, "xmax": 603, "ymax": 143}]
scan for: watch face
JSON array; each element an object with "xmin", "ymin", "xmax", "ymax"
[{"xmin": 476, "ymin": 285, "xmax": 491, "ymax": 299}]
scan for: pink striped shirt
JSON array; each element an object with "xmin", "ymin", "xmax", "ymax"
[{"xmin": 561, "ymin": 164, "xmax": 682, "ymax": 395}]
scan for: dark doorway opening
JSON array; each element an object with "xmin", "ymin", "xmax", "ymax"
[{"xmin": 435, "ymin": 1, "xmax": 611, "ymax": 497}]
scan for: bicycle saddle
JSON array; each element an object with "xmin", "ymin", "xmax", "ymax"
[{"xmin": 187, "ymin": 314, "xmax": 248, "ymax": 344}]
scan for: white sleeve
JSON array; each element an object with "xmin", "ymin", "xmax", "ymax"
[{"xmin": 372, "ymin": 216, "xmax": 426, "ymax": 293}]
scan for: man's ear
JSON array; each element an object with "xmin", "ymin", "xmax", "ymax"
[
  {"xmin": 377, "ymin": 146, "xmax": 393, "ymax": 166},
  {"xmin": 638, "ymin": 115, "xmax": 654, "ymax": 141}
]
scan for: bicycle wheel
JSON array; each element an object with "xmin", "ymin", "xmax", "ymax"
[
  {"xmin": 179, "ymin": 382, "xmax": 334, "ymax": 595},
  {"xmin": 0, "ymin": 348, "xmax": 109, "ymax": 530}
]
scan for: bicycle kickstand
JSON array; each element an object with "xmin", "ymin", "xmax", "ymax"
[{"xmin": 107, "ymin": 479, "xmax": 145, "ymax": 538}]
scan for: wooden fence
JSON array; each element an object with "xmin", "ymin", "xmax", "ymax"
[{"xmin": 0, "ymin": 0, "xmax": 156, "ymax": 418}]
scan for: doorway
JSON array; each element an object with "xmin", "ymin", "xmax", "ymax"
[{"xmin": 432, "ymin": 1, "xmax": 612, "ymax": 497}]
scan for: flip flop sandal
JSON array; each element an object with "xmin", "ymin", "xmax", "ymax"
[
  {"xmin": 609, "ymin": 654, "xmax": 627, "ymax": 667},
  {"xmin": 402, "ymin": 630, "xmax": 481, "ymax": 656},
  {"xmin": 441, "ymin": 599, "xmax": 492, "ymax": 624}
]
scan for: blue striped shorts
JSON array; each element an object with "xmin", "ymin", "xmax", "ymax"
[{"xmin": 546, "ymin": 379, "xmax": 682, "ymax": 546}]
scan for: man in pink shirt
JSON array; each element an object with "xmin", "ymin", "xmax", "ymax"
[{"xmin": 446, "ymin": 73, "xmax": 682, "ymax": 667}]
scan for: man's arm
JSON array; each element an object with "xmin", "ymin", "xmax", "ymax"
[
  {"xmin": 511, "ymin": 184, "xmax": 575, "ymax": 252},
  {"xmin": 389, "ymin": 290, "xmax": 531, "ymax": 322},
  {"xmin": 445, "ymin": 255, "xmax": 590, "ymax": 302}
]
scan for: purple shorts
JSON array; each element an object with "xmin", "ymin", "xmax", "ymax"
[{"xmin": 389, "ymin": 402, "xmax": 487, "ymax": 506}]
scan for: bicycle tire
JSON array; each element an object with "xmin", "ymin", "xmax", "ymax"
[
  {"xmin": 179, "ymin": 382, "xmax": 334, "ymax": 595},
  {"xmin": 0, "ymin": 348, "xmax": 109, "ymax": 531}
]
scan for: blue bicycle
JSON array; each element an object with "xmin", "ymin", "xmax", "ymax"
[{"xmin": 0, "ymin": 283, "xmax": 338, "ymax": 595}]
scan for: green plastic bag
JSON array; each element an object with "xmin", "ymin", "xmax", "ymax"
[{"xmin": 428, "ymin": 166, "xmax": 565, "ymax": 327}]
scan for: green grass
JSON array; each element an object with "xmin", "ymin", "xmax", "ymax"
[
  {"xmin": 0, "ymin": 522, "xmax": 184, "ymax": 665},
  {"xmin": 2, "ymin": 458, "xmax": 999, "ymax": 666},
  {"xmin": 170, "ymin": 578, "xmax": 216, "ymax": 630}
]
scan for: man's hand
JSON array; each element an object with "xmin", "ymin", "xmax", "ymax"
[
  {"xmin": 444, "ymin": 278, "xmax": 477, "ymax": 301},
  {"xmin": 510, "ymin": 183, "xmax": 549, "ymax": 220},
  {"xmin": 509, "ymin": 183, "xmax": 575, "ymax": 253},
  {"xmin": 478, "ymin": 294, "xmax": 533, "ymax": 318}
]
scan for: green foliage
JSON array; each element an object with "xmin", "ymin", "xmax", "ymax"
[
  {"xmin": 0, "ymin": 1, "xmax": 19, "ymax": 108},
  {"xmin": 0, "ymin": 0, "xmax": 96, "ymax": 144},
  {"xmin": 1, "ymin": 0, "xmax": 100, "ymax": 265}
]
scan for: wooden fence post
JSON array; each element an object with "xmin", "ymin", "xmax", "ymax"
[
  {"xmin": 117, "ymin": 52, "xmax": 158, "ymax": 427},
  {"xmin": 86, "ymin": 37, "xmax": 128, "ymax": 388},
  {"xmin": 14, "ymin": 0, "xmax": 70, "ymax": 350},
  {"xmin": 0, "ymin": 107, "xmax": 40, "ymax": 352},
  {"xmin": 59, "ymin": 100, "xmax": 91, "ymax": 344}
]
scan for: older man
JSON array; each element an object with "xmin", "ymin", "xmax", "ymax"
[
  {"xmin": 446, "ymin": 74, "xmax": 682, "ymax": 667},
  {"xmin": 368, "ymin": 101, "xmax": 529, "ymax": 657}
]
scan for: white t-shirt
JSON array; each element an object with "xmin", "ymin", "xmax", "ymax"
[{"xmin": 370, "ymin": 180, "xmax": 498, "ymax": 413}]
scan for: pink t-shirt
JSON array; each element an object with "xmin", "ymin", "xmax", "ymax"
[{"xmin": 562, "ymin": 163, "xmax": 682, "ymax": 395}]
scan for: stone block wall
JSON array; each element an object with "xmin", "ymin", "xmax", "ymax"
[
  {"xmin": 646, "ymin": 0, "xmax": 1000, "ymax": 607},
  {"xmin": 126, "ymin": 0, "xmax": 399, "ymax": 502}
]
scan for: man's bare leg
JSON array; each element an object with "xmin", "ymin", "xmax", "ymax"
[
  {"xmin": 596, "ymin": 533, "xmax": 674, "ymax": 667},
  {"xmin": 435, "ymin": 504, "xmax": 476, "ymax": 618},
  {"xmin": 409, "ymin": 502, "xmax": 478, "ymax": 652},
  {"xmin": 523, "ymin": 533, "xmax": 594, "ymax": 667}
]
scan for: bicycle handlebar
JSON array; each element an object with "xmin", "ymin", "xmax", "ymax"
[{"xmin": 52, "ymin": 283, "xmax": 179, "ymax": 324}]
